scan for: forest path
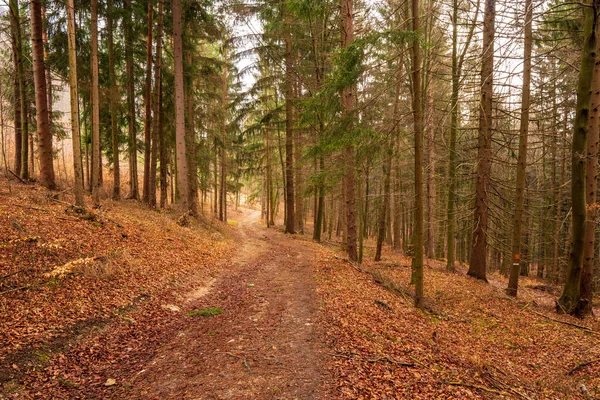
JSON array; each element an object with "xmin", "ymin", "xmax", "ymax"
[{"xmin": 128, "ymin": 208, "xmax": 328, "ymax": 399}]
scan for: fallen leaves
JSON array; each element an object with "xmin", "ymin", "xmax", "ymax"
[
  {"xmin": 0, "ymin": 179, "xmax": 232, "ymax": 398},
  {"xmin": 316, "ymin": 246, "xmax": 600, "ymax": 399}
]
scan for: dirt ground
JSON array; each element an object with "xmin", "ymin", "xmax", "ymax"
[{"xmin": 121, "ymin": 209, "xmax": 329, "ymax": 399}]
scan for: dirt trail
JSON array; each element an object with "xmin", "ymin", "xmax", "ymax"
[{"xmin": 128, "ymin": 208, "xmax": 328, "ymax": 399}]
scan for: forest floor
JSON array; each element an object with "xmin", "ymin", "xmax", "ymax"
[{"xmin": 1, "ymin": 178, "xmax": 600, "ymax": 399}]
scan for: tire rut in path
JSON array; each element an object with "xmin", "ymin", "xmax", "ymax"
[{"xmin": 129, "ymin": 210, "xmax": 327, "ymax": 399}]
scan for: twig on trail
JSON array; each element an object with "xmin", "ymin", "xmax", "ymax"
[
  {"xmin": 331, "ymin": 351, "xmax": 415, "ymax": 367},
  {"xmin": 49, "ymin": 197, "xmax": 73, "ymax": 206},
  {"xmin": 242, "ymin": 359, "xmax": 253, "ymax": 374},
  {"xmin": 568, "ymin": 358, "xmax": 600, "ymax": 375},
  {"xmin": 446, "ymin": 381, "xmax": 506, "ymax": 395},
  {"xmin": 225, "ymin": 352, "xmax": 241, "ymax": 359},
  {"xmin": 486, "ymin": 372, "xmax": 532, "ymax": 399},
  {"xmin": 12, "ymin": 204, "xmax": 78, "ymax": 222},
  {"xmin": 13, "ymin": 204, "xmax": 49, "ymax": 212},
  {"xmin": 9, "ymin": 170, "xmax": 25, "ymax": 184},
  {"xmin": 255, "ymin": 327, "xmax": 263, "ymax": 334},
  {"xmin": 0, "ymin": 285, "xmax": 32, "ymax": 295},
  {"xmin": 528, "ymin": 309, "xmax": 596, "ymax": 334},
  {"xmin": 500, "ymin": 292, "xmax": 597, "ymax": 334},
  {"xmin": 410, "ymin": 356, "xmax": 426, "ymax": 368},
  {"xmin": 366, "ymin": 356, "xmax": 415, "ymax": 367},
  {"xmin": 1, "ymin": 269, "xmax": 27, "ymax": 281},
  {"xmin": 333, "ymin": 255, "xmax": 362, "ymax": 272}
]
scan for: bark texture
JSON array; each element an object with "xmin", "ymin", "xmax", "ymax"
[
  {"xmin": 558, "ymin": 1, "xmax": 598, "ymax": 316},
  {"xmin": 30, "ymin": 0, "xmax": 55, "ymax": 189},
  {"xmin": 67, "ymin": 0, "xmax": 84, "ymax": 206},
  {"xmin": 173, "ymin": 0, "xmax": 189, "ymax": 209},
  {"xmin": 468, "ymin": 0, "xmax": 495, "ymax": 282}
]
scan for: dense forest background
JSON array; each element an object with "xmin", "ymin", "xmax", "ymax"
[{"xmin": 0, "ymin": 0, "xmax": 598, "ymax": 316}]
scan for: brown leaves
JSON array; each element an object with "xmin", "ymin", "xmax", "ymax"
[
  {"xmin": 0, "ymin": 179, "xmax": 231, "ymax": 398},
  {"xmin": 317, "ymin": 247, "xmax": 600, "ymax": 399}
]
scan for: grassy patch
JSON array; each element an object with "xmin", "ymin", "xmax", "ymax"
[
  {"xmin": 57, "ymin": 377, "xmax": 78, "ymax": 387},
  {"xmin": 188, "ymin": 307, "xmax": 224, "ymax": 317}
]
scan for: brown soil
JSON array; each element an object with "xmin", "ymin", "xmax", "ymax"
[{"xmin": 125, "ymin": 209, "xmax": 329, "ymax": 399}]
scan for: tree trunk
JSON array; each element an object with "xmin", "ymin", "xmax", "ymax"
[
  {"xmin": 18, "ymin": 0, "xmax": 28, "ymax": 182},
  {"xmin": 341, "ymin": 0, "xmax": 357, "ymax": 261},
  {"xmin": 425, "ymin": 82, "xmax": 436, "ymax": 259},
  {"xmin": 124, "ymin": 0, "xmax": 139, "ymax": 200},
  {"xmin": 446, "ymin": 0, "xmax": 479, "ymax": 270},
  {"xmin": 149, "ymin": 0, "xmax": 163, "ymax": 208},
  {"xmin": 219, "ymin": 45, "xmax": 228, "ymax": 222},
  {"xmin": 581, "ymin": 7, "xmax": 600, "ymax": 317},
  {"xmin": 107, "ymin": 0, "xmax": 120, "ymax": 200},
  {"xmin": 43, "ymin": 4, "xmax": 52, "ymax": 175},
  {"xmin": 173, "ymin": 0, "xmax": 189, "ymax": 210},
  {"xmin": 142, "ymin": 3, "xmax": 154, "ymax": 204},
  {"xmin": 468, "ymin": 0, "xmax": 495, "ymax": 282},
  {"xmin": 558, "ymin": 1, "xmax": 598, "ymax": 316},
  {"xmin": 410, "ymin": 0, "xmax": 424, "ymax": 308},
  {"xmin": 90, "ymin": 0, "xmax": 101, "ymax": 204},
  {"xmin": 30, "ymin": 0, "xmax": 55, "ymax": 190},
  {"xmin": 506, "ymin": 0, "xmax": 533, "ymax": 297},
  {"xmin": 284, "ymin": 11, "xmax": 295, "ymax": 234},
  {"xmin": 186, "ymin": 50, "xmax": 199, "ymax": 214},
  {"xmin": 375, "ymin": 133, "xmax": 392, "ymax": 261},
  {"xmin": 160, "ymin": 77, "xmax": 168, "ymax": 208},
  {"xmin": 67, "ymin": 0, "xmax": 84, "ymax": 206},
  {"xmin": 9, "ymin": 0, "xmax": 22, "ymax": 178}
]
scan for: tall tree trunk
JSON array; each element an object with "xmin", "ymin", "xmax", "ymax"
[
  {"xmin": 186, "ymin": 51, "xmax": 199, "ymax": 214},
  {"xmin": 219, "ymin": 45, "xmax": 228, "ymax": 222},
  {"xmin": 392, "ymin": 57, "xmax": 403, "ymax": 251},
  {"xmin": 314, "ymin": 154, "xmax": 325, "ymax": 241},
  {"xmin": 30, "ymin": 0, "xmax": 55, "ymax": 190},
  {"xmin": 311, "ymin": 17, "xmax": 325, "ymax": 242},
  {"xmin": 284, "ymin": 11, "xmax": 295, "ymax": 234},
  {"xmin": 142, "ymin": 3, "xmax": 154, "ymax": 204},
  {"xmin": 67, "ymin": 0, "xmax": 84, "ymax": 206},
  {"xmin": 124, "ymin": 0, "xmax": 139, "ymax": 200},
  {"xmin": 20, "ymin": 94, "xmax": 28, "ymax": 181},
  {"xmin": 468, "ymin": 0, "xmax": 495, "ymax": 282},
  {"xmin": 446, "ymin": 0, "xmax": 458, "ymax": 269},
  {"xmin": 18, "ymin": 3, "xmax": 28, "ymax": 181},
  {"xmin": 375, "ymin": 133, "xmax": 392, "ymax": 261},
  {"xmin": 28, "ymin": 106, "xmax": 34, "ymax": 177},
  {"xmin": 410, "ymin": 0, "xmax": 424, "ymax": 308},
  {"xmin": 160, "ymin": 78, "xmax": 168, "ymax": 208},
  {"xmin": 149, "ymin": 0, "xmax": 163, "ymax": 208},
  {"xmin": 19, "ymin": 2, "xmax": 28, "ymax": 183},
  {"xmin": 445, "ymin": 0, "xmax": 478, "ymax": 269},
  {"xmin": 9, "ymin": 0, "xmax": 22, "ymax": 178},
  {"xmin": 551, "ymin": 65, "xmax": 561, "ymax": 282},
  {"xmin": 341, "ymin": 0, "xmax": 357, "ymax": 261},
  {"xmin": 425, "ymin": 82, "xmax": 436, "ymax": 259},
  {"xmin": 507, "ymin": 0, "xmax": 533, "ymax": 297},
  {"xmin": 213, "ymin": 137, "xmax": 218, "ymax": 217},
  {"xmin": 107, "ymin": 0, "xmax": 120, "ymax": 200},
  {"xmin": 173, "ymin": 0, "xmax": 188, "ymax": 210},
  {"xmin": 558, "ymin": 0, "xmax": 598, "ymax": 316},
  {"xmin": 90, "ymin": 0, "xmax": 101, "ymax": 204},
  {"xmin": 581, "ymin": 7, "xmax": 600, "ymax": 317},
  {"xmin": 295, "ymin": 126, "xmax": 303, "ymax": 233},
  {"xmin": 43, "ymin": 5, "xmax": 52, "ymax": 166},
  {"xmin": 84, "ymin": 102, "xmax": 90, "ymax": 192}
]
